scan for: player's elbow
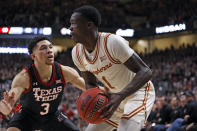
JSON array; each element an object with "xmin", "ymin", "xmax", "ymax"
[
  {"xmin": 145, "ymin": 68, "xmax": 153, "ymax": 80},
  {"xmin": 141, "ymin": 67, "xmax": 152, "ymax": 81}
]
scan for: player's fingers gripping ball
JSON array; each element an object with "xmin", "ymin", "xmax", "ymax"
[{"xmin": 76, "ymin": 88, "xmax": 109, "ymax": 124}]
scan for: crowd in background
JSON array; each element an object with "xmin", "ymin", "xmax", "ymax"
[
  {"xmin": 143, "ymin": 43, "xmax": 197, "ymax": 97},
  {"xmin": 1, "ymin": 0, "xmax": 197, "ymax": 30},
  {"xmin": 0, "ymin": 42, "xmax": 197, "ymax": 130},
  {"xmin": 141, "ymin": 43, "xmax": 197, "ymax": 131}
]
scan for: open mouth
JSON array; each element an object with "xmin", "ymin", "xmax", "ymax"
[{"xmin": 48, "ymin": 55, "xmax": 54, "ymax": 59}]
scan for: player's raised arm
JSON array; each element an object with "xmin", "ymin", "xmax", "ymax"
[
  {"xmin": 0, "ymin": 70, "xmax": 29, "ymax": 115},
  {"xmin": 60, "ymin": 65, "xmax": 86, "ymax": 91}
]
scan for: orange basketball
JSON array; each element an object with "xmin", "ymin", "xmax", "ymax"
[{"xmin": 76, "ymin": 88, "xmax": 109, "ymax": 124}]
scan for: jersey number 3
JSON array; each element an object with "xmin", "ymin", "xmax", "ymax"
[{"xmin": 40, "ymin": 103, "xmax": 50, "ymax": 115}]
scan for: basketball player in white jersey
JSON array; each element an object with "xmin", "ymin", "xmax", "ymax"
[{"xmin": 70, "ymin": 5, "xmax": 155, "ymax": 131}]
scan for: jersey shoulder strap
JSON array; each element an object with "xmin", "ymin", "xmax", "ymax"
[
  {"xmin": 75, "ymin": 44, "xmax": 84, "ymax": 66},
  {"xmin": 103, "ymin": 33, "xmax": 121, "ymax": 64}
]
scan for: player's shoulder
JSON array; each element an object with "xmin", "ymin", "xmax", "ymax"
[
  {"xmin": 59, "ymin": 64, "xmax": 71, "ymax": 70},
  {"xmin": 12, "ymin": 68, "xmax": 30, "ymax": 88},
  {"xmin": 17, "ymin": 69, "xmax": 30, "ymax": 79},
  {"xmin": 72, "ymin": 43, "xmax": 84, "ymax": 62},
  {"xmin": 100, "ymin": 32, "xmax": 125, "ymax": 43},
  {"xmin": 72, "ymin": 43, "xmax": 82, "ymax": 51},
  {"xmin": 72, "ymin": 43, "xmax": 83, "ymax": 55},
  {"xmin": 59, "ymin": 65, "xmax": 77, "ymax": 73},
  {"xmin": 101, "ymin": 32, "xmax": 121, "ymax": 38},
  {"xmin": 59, "ymin": 65, "xmax": 79, "ymax": 80}
]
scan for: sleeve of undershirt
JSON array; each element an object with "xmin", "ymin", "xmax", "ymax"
[{"xmin": 106, "ymin": 34, "xmax": 134, "ymax": 63}]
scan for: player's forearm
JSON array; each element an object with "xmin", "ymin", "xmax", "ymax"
[
  {"xmin": 0, "ymin": 100, "xmax": 12, "ymax": 115},
  {"xmin": 74, "ymin": 77, "xmax": 86, "ymax": 91},
  {"xmin": 81, "ymin": 71, "xmax": 99, "ymax": 89},
  {"xmin": 83, "ymin": 77, "xmax": 99, "ymax": 89},
  {"xmin": 117, "ymin": 68, "xmax": 152, "ymax": 100}
]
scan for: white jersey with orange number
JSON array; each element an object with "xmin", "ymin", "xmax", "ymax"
[{"xmin": 72, "ymin": 32, "xmax": 135, "ymax": 93}]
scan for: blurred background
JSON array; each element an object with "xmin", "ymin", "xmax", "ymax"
[{"xmin": 0, "ymin": 0, "xmax": 197, "ymax": 131}]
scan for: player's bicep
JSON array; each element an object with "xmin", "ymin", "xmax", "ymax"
[{"xmin": 124, "ymin": 52, "xmax": 150, "ymax": 73}]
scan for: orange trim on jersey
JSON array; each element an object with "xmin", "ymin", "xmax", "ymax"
[
  {"xmin": 105, "ymin": 119, "xmax": 118, "ymax": 128},
  {"xmin": 104, "ymin": 33, "xmax": 121, "ymax": 64},
  {"xmin": 32, "ymin": 64, "xmax": 56, "ymax": 86},
  {"xmin": 82, "ymin": 33, "xmax": 101, "ymax": 64},
  {"xmin": 122, "ymin": 104, "xmax": 145, "ymax": 117},
  {"xmin": 144, "ymin": 82, "xmax": 150, "ymax": 125},
  {"xmin": 22, "ymin": 67, "xmax": 32, "ymax": 93},
  {"xmin": 121, "ymin": 107, "xmax": 145, "ymax": 119},
  {"xmin": 142, "ymin": 82, "xmax": 150, "ymax": 105},
  {"xmin": 121, "ymin": 82, "xmax": 150, "ymax": 119},
  {"xmin": 58, "ymin": 64, "xmax": 66, "ymax": 87},
  {"xmin": 122, "ymin": 82, "xmax": 149, "ymax": 117},
  {"xmin": 144, "ymin": 108, "xmax": 147, "ymax": 126},
  {"xmin": 76, "ymin": 44, "xmax": 83, "ymax": 66}
]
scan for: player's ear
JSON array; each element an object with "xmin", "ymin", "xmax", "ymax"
[{"xmin": 30, "ymin": 53, "xmax": 35, "ymax": 60}]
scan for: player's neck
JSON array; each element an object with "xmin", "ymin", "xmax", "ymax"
[
  {"xmin": 85, "ymin": 31, "xmax": 99, "ymax": 53},
  {"xmin": 34, "ymin": 62, "xmax": 52, "ymax": 81}
]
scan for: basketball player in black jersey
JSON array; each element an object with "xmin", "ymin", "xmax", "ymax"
[{"xmin": 0, "ymin": 36, "xmax": 86, "ymax": 131}]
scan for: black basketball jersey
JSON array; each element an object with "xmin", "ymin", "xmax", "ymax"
[{"xmin": 20, "ymin": 62, "xmax": 66, "ymax": 117}]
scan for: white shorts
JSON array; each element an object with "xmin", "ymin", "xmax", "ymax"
[{"xmin": 86, "ymin": 81, "xmax": 155, "ymax": 131}]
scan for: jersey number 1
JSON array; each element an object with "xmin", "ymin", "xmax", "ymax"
[{"xmin": 102, "ymin": 76, "xmax": 115, "ymax": 89}]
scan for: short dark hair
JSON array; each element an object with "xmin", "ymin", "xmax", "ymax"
[
  {"xmin": 28, "ymin": 36, "xmax": 52, "ymax": 54},
  {"xmin": 73, "ymin": 5, "xmax": 101, "ymax": 27}
]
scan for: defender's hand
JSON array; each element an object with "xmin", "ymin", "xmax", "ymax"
[{"xmin": 0, "ymin": 92, "xmax": 15, "ymax": 115}]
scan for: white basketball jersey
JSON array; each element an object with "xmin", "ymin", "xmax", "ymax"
[{"xmin": 72, "ymin": 32, "xmax": 135, "ymax": 93}]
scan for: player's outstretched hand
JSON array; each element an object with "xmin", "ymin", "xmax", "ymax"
[
  {"xmin": 0, "ymin": 91, "xmax": 15, "ymax": 115},
  {"xmin": 99, "ymin": 93, "xmax": 124, "ymax": 119}
]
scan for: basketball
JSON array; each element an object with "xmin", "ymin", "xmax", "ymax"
[{"xmin": 76, "ymin": 88, "xmax": 109, "ymax": 124}]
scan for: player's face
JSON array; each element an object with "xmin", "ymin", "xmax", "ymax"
[
  {"xmin": 69, "ymin": 12, "xmax": 89, "ymax": 43},
  {"xmin": 31, "ymin": 40, "xmax": 54, "ymax": 65}
]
